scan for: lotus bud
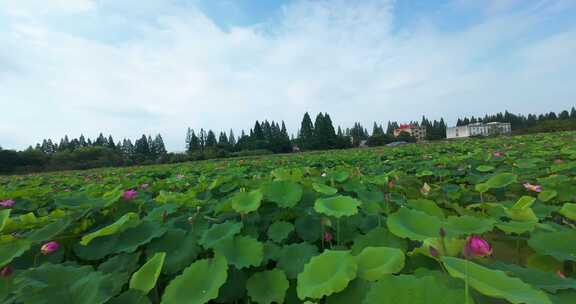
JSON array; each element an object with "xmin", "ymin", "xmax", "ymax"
[
  {"xmin": 429, "ymin": 246, "xmax": 439, "ymax": 258},
  {"xmin": 557, "ymin": 270, "xmax": 566, "ymax": 279},
  {"xmin": 41, "ymin": 241, "xmax": 60, "ymax": 255},
  {"xmin": 323, "ymin": 231, "xmax": 333, "ymax": 242},
  {"xmin": 523, "ymin": 183, "xmax": 542, "ymax": 193},
  {"xmin": 123, "ymin": 189, "xmax": 138, "ymax": 200},
  {"xmin": 0, "ymin": 266, "xmax": 12, "ymax": 277},
  {"xmin": 0, "ymin": 199, "xmax": 15, "ymax": 208},
  {"xmin": 464, "ymin": 236, "xmax": 492, "ymax": 258}
]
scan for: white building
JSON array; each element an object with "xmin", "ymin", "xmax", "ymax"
[{"xmin": 447, "ymin": 122, "xmax": 511, "ymax": 139}]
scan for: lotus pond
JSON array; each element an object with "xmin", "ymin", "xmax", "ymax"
[{"xmin": 1, "ymin": 132, "xmax": 576, "ymax": 304}]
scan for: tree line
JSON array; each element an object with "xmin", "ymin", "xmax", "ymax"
[
  {"xmin": 2, "ymin": 107, "xmax": 575, "ymax": 174},
  {"xmin": 456, "ymin": 107, "xmax": 576, "ymax": 134},
  {"xmin": 0, "ymin": 133, "xmax": 167, "ymax": 173}
]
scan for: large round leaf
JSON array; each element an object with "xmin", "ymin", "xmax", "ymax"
[
  {"xmin": 0, "ymin": 239, "xmax": 31, "ymax": 267},
  {"xmin": 246, "ymin": 269, "xmax": 289, "ymax": 304},
  {"xmin": 363, "ymin": 275, "xmax": 470, "ymax": 304},
  {"xmin": 442, "ymin": 257, "xmax": 551, "ymax": 304},
  {"xmin": 264, "ymin": 181, "xmax": 303, "ymax": 208},
  {"xmin": 278, "ymin": 243, "xmax": 319, "ymax": 279},
  {"xmin": 162, "ymin": 254, "xmax": 228, "ymax": 304},
  {"xmin": 267, "ymin": 221, "xmax": 295, "ymax": 243},
  {"xmin": 231, "ymin": 191, "xmax": 263, "ymax": 214},
  {"xmin": 13, "ymin": 264, "xmax": 119, "ymax": 304},
  {"xmin": 485, "ymin": 173, "xmax": 518, "ymax": 189},
  {"xmin": 0, "ymin": 209, "xmax": 10, "ymax": 233},
  {"xmin": 559, "ymin": 203, "xmax": 576, "ymax": 221},
  {"xmin": 297, "ymin": 250, "xmax": 357, "ymax": 300},
  {"xmin": 199, "ymin": 221, "xmax": 242, "ymax": 249},
  {"xmin": 312, "ymin": 183, "xmax": 338, "ymax": 195},
  {"xmin": 213, "ymin": 235, "xmax": 263, "ymax": 269},
  {"xmin": 314, "ymin": 196, "xmax": 361, "ymax": 218},
  {"xmin": 355, "ymin": 247, "xmax": 404, "ymax": 281},
  {"xmin": 386, "ymin": 208, "xmax": 442, "ymax": 241},
  {"xmin": 80, "ymin": 212, "xmax": 140, "ymax": 246},
  {"xmin": 129, "ymin": 252, "xmax": 165, "ymax": 294},
  {"xmin": 490, "ymin": 262, "xmax": 576, "ymax": 293},
  {"xmin": 351, "ymin": 227, "xmax": 408, "ymax": 255},
  {"xmin": 528, "ymin": 231, "xmax": 576, "ymax": 262},
  {"xmin": 146, "ymin": 229, "xmax": 200, "ymax": 274},
  {"xmin": 445, "ymin": 215, "xmax": 495, "ymax": 236}
]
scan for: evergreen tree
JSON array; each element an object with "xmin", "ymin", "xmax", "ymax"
[
  {"xmin": 298, "ymin": 112, "xmax": 315, "ymax": 150},
  {"xmin": 229, "ymin": 129, "xmax": 236, "ymax": 147},
  {"xmin": 134, "ymin": 135, "xmax": 150, "ymax": 159},
  {"xmin": 107, "ymin": 135, "xmax": 116, "ymax": 150},
  {"xmin": 205, "ymin": 130, "xmax": 217, "ymax": 148}
]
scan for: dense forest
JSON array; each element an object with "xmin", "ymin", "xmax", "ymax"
[{"xmin": 1, "ymin": 107, "xmax": 575, "ymax": 174}]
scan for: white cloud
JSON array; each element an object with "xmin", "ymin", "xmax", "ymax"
[{"xmin": 0, "ymin": 0, "xmax": 575, "ymax": 151}]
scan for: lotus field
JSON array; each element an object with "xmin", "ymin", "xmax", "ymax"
[{"xmin": 2, "ymin": 132, "xmax": 576, "ymax": 304}]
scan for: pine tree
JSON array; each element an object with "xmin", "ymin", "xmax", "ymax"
[
  {"xmin": 229, "ymin": 129, "xmax": 236, "ymax": 146},
  {"xmin": 205, "ymin": 130, "xmax": 217, "ymax": 148},
  {"xmin": 107, "ymin": 135, "xmax": 116, "ymax": 150},
  {"xmin": 298, "ymin": 112, "xmax": 315, "ymax": 150},
  {"xmin": 152, "ymin": 134, "xmax": 167, "ymax": 158},
  {"xmin": 188, "ymin": 130, "xmax": 200, "ymax": 153}
]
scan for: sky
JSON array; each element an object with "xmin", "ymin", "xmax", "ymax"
[{"xmin": 1, "ymin": 0, "xmax": 575, "ymax": 151}]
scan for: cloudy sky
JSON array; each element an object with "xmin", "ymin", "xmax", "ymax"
[{"xmin": 1, "ymin": 0, "xmax": 575, "ymax": 151}]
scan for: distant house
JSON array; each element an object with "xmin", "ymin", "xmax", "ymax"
[
  {"xmin": 447, "ymin": 122, "xmax": 511, "ymax": 139},
  {"xmin": 393, "ymin": 124, "xmax": 427, "ymax": 141}
]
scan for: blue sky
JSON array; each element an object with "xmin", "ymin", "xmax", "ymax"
[{"xmin": 1, "ymin": 0, "xmax": 575, "ymax": 151}]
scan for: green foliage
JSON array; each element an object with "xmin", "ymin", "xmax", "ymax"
[
  {"xmin": 354, "ymin": 247, "xmax": 405, "ymax": 281},
  {"xmin": 314, "ymin": 195, "xmax": 361, "ymax": 218},
  {"xmin": 297, "ymin": 250, "xmax": 357, "ymax": 300},
  {"xmin": 129, "ymin": 252, "xmax": 166, "ymax": 294},
  {"xmin": 162, "ymin": 255, "xmax": 228, "ymax": 304},
  {"xmin": 246, "ymin": 269, "xmax": 289, "ymax": 304}
]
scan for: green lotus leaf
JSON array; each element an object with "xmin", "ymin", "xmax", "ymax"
[
  {"xmin": 490, "ymin": 262, "xmax": 576, "ymax": 293},
  {"xmin": 325, "ymin": 279, "xmax": 370, "ymax": 304},
  {"xmin": 526, "ymin": 254, "xmax": 562, "ymax": 273},
  {"xmin": 278, "ymin": 242, "xmax": 319, "ymax": 279},
  {"xmin": 442, "ymin": 257, "xmax": 551, "ymax": 304},
  {"xmin": 263, "ymin": 241, "xmax": 282, "ymax": 264},
  {"xmin": 549, "ymin": 291, "xmax": 576, "ymax": 304},
  {"xmin": 559, "ymin": 203, "xmax": 576, "ymax": 221},
  {"xmin": 506, "ymin": 207, "xmax": 538, "ymax": 222},
  {"xmin": 475, "ymin": 183, "xmax": 490, "ymax": 193},
  {"xmin": 511, "ymin": 196, "xmax": 536, "ymax": 210},
  {"xmin": 13, "ymin": 263, "xmax": 119, "ymax": 304},
  {"xmin": 422, "ymin": 237, "xmax": 465, "ymax": 257},
  {"xmin": 476, "ymin": 165, "xmax": 495, "ymax": 172},
  {"xmin": 264, "ymin": 181, "xmax": 303, "ymax": 208},
  {"xmin": 445, "ymin": 215, "xmax": 495, "ymax": 236},
  {"xmin": 199, "ymin": 221, "xmax": 243, "ymax": 249},
  {"xmin": 0, "ymin": 209, "xmax": 10, "ymax": 232},
  {"xmin": 215, "ymin": 267, "xmax": 248, "ymax": 303},
  {"xmin": 314, "ymin": 195, "xmax": 361, "ymax": 218},
  {"xmin": 354, "ymin": 247, "xmax": 404, "ymax": 281},
  {"xmin": 213, "ymin": 235, "xmax": 263, "ymax": 269},
  {"xmin": 407, "ymin": 199, "xmax": 444, "ymax": 219},
  {"xmin": 108, "ymin": 290, "xmax": 151, "ymax": 304},
  {"xmin": 538, "ymin": 190, "xmax": 557, "ymax": 202},
  {"xmin": 0, "ymin": 239, "xmax": 31, "ymax": 267},
  {"xmin": 495, "ymin": 221, "xmax": 536, "ymax": 234},
  {"xmin": 327, "ymin": 170, "xmax": 350, "ymax": 182},
  {"xmin": 246, "ymin": 269, "xmax": 289, "ymax": 304},
  {"xmin": 485, "ymin": 173, "xmax": 518, "ymax": 189},
  {"xmin": 528, "ymin": 231, "xmax": 576, "ymax": 261},
  {"xmin": 231, "ymin": 190, "xmax": 263, "ymax": 214},
  {"xmin": 312, "ymin": 183, "xmax": 338, "ymax": 195},
  {"xmin": 363, "ymin": 275, "xmax": 471, "ymax": 304},
  {"xmin": 295, "ymin": 216, "xmax": 322, "ymax": 242},
  {"xmin": 80, "ymin": 212, "xmax": 140, "ymax": 245},
  {"xmin": 26, "ymin": 217, "xmax": 71, "ymax": 242},
  {"xmin": 74, "ymin": 220, "xmax": 167, "ymax": 260},
  {"xmin": 267, "ymin": 221, "xmax": 295, "ymax": 243},
  {"xmin": 129, "ymin": 252, "xmax": 166, "ymax": 294},
  {"xmin": 297, "ymin": 250, "xmax": 357, "ymax": 300},
  {"xmin": 146, "ymin": 229, "xmax": 200, "ymax": 274},
  {"xmin": 162, "ymin": 254, "xmax": 228, "ymax": 304},
  {"xmin": 98, "ymin": 252, "xmax": 141, "ymax": 278},
  {"xmin": 351, "ymin": 227, "xmax": 408, "ymax": 255},
  {"xmin": 386, "ymin": 208, "xmax": 443, "ymax": 241}
]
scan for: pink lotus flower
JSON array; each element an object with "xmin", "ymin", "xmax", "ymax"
[
  {"xmin": 123, "ymin": 189, "xmax": 138, "ymax": 200},
  {"xmin": 523, "ymin": 183, "xmax": 542, "ymax": 193},
  {"xmin": 0, "ymin": 199, "xmax": 15, "ymax": 208},
  {"xmin": 493, "ymin": 151, "xmax": 504, "ymax": 157},
  {"xmin": 323, "ymin": 231, "xmax": 333, "ymax": 242},
  {"xmin": 140, "ymin": 183, "xmax": 149, "ymax": 189},
  {"xmin": 429, "ymin": 246, "xmax": 439, "ymax": 258},
  {"xmin": 0, "ymin": 266, "xmax": 12, "ymax": 277},
  {"xmin": 41, "ymin": 241, "xmax": 60, "ymax": 255},
  {"xmin": 464, "ymin": 236, "xmax": 492, "ymax": 258},
  {"xmin": 557, "ymin": 270, "xmax": 567, "ymax": 279}
]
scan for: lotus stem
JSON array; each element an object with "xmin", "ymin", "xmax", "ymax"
[{"xmin": 465, "ymin": 257, "xmax": 470, "ymax": 304}]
